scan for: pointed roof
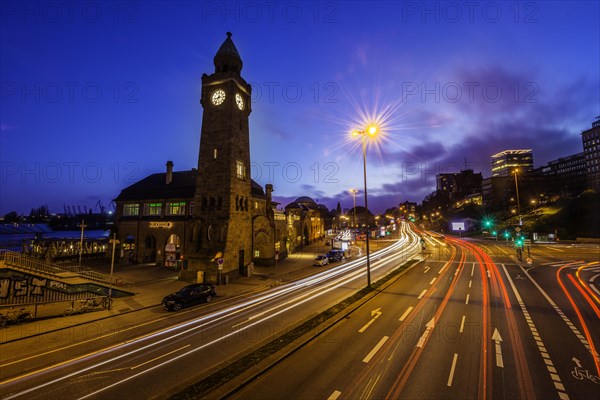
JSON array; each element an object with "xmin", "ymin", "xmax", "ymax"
[
  {"xmin": 215, "ymin": 32, "xmax": 241, "ymax": 60},
  {"xmin": 214, "ymin": 32, "xmax": 243, "ymax": 73}
]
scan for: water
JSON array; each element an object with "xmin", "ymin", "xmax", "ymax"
[{"xmin": 0, "ymin": 230, "xmax": 110, "ymax": 252}]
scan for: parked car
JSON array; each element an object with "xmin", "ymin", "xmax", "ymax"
[
  {"xmin": 326, "ymin": 250, "xmax": 344, "ymax": 262},
  {"xmin": 162, "ymin": 283, "xmax": 217, "ymax": 311},
  {"xmin": 313, "ymin": 255, "xmax": 329, "ymax": 267}
]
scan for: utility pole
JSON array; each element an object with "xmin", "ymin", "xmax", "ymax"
[{"xmin": 108, "ymin": 233, "xmax": 119, "ymax": 310}]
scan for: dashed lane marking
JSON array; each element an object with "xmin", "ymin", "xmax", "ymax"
[{"xmin": 502, "ymin": 263, "xmax": 570, "ymax": 400}]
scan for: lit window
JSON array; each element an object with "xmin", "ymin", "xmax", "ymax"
[
  {"xmin": 123, "ymin": 203, "xmax": 139, "ymax": 216},
  {"xmin": 236, "ymin": 160, "xmax": 246, "ymax": 180},
  {"xmin": 167, "ymin": 202, "xmax": 186, "ymax": 215},
  {"xmin": 254, "ymin": 250, "xmax": 260, "ymax": 257},
  {"xmin": 144, "ymin": 203, "xmax": 162, "ymax": 216}
]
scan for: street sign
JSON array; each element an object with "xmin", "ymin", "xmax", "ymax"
[
  {"xmin": 515, "ymin": 227, "xmax": 521, "ymax": 233},
  {"xmin": 217, "ymin": 257, "xmax": 224, "ymax": 270}
]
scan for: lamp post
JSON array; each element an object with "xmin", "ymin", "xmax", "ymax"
[
  {"xmin": 108, "ymin": 233, "xmax": 119, "ymax": 310},
  {"xmin": 513, "ymin": 168, "xmax": 522, "ymax": 226},
  {"xmin": 349, "ymin": 189, "xmax": 358, "ymax": 227},
  {"xmin": 78, "ymin": 219, "xmax": 87, "ymax": 266},
  {"xmin": 352, "ymin": 125, "xmax": 377, "ymax": 287}
]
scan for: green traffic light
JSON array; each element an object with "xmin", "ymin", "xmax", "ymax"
[{"xmin": 492, "ymin": 231, "xmax": 497, "ymax": 236}]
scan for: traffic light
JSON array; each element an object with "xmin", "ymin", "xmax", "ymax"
[
  {"xmin": 482, "ymin": 217, "xmax": 494, "ymax": 230},
  {"xmin": 492, "ymin": 230, "xmax": 497, "ymax": 236},
  {"xmin": 503, "ymin": 231, "xmax": 510, "ymax": 239}
]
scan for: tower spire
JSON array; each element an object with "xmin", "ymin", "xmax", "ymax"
[{"xmin": 214, "ymin": 32, "xmax": 243, "ymax": 74}]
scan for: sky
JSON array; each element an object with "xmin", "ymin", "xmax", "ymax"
[{"xmin": 1, "ymin": 0, "xmax": 599, "ymax": 215}]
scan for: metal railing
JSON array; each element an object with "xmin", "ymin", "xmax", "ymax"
[{"xmin": 0, "ymin": 250, "xmax": 135, "ymax": 289}]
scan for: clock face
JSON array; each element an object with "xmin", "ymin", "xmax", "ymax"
[
  {"xmin": 211, "ymin": 89, "xmax": 226, "ymax": 106},
  {"xmin": 235, "ymin": 93, "xmax": 244, "ymax": 110}
]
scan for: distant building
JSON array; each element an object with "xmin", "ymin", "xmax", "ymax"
[
  {"xmin": 491, "ymin": 150, "xmax": 534, "ymax": 177},
  {"xmin": 582, "ymin": 117, "xmax": 600, "ymax": 191},
  {"xmin": 533, "ymin": 152, "xmax": 587, "ymax": 197},
  {"xmin": 436, "ymin": 169, "xmax": 483, "ymax": 203}
]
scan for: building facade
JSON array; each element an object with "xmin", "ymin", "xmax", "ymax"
[
  {"xmin": 582, "ymin": 117, "xmax": 600, "ymax": 191},
  {"xmin": 491, "ymin": 149, "xmax": 534, "ymax": 177},
  {"xmin": 115, "ymin": 34, "xmax": 286, "ymax": 282}
]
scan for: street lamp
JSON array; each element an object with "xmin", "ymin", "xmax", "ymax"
[
  {"xmin": 352, "ymin": 124, "xmax": 378, "ymax": 287},
  {"xmin": 513, "ymin": 168, "xmax": 522, "ymax": 226},
  {"xmin": 78, "ymin": 219, "xmax": 87, "ymax": 266},
  {"xmin": 349, "ymin": 189, "xmax": 358, "ymax": 228}
]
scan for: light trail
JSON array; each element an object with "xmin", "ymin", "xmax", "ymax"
[{"xmin": 0, "ymin": 223, "xmax": 421, "ymax": 399}]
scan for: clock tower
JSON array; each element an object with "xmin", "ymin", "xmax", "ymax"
[{"xmin": 185, "ymin": 32, "xmax": 253, "ymax": 280}]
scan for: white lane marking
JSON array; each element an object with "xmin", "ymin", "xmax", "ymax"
[
  {"xmin": 465, "ymin": 294, "xmax": 470, "ymax": 305},
  {"xmin": 424, "ymin": 266, "xmax": 430, "ymax": 273},
  {"xmin": 590, "ymin": 273, "xmax": 599, "ymax": 283},
  {"xmin": 447, "ymin": 353, "xmax": 458, "ymax": 386},
  {"xmin": 459, "ymin": 315, "xmax": 466, "ymax": 333},
  {"xmin": 131, "ymin": 345, "xmax": 190, "ymax": 370},
  {"xmin": 454, "ymin": 268, "xmax": 460, "ymax": 276},
  {"xmin": 430, "ymin": 278, "xmax": 437, "ymax": 285},
  {"xmin": 363, "ymin": 336, "xmax": 389, "ymax": 363},
  {"xmin": 399, "ymin": 306, "xmax": 414, "ymax": 322},
  {"xmin": 327, "ymin": 390, "xmax": 342, "ymax": 400},
  {"xmin": 492, "ymin": 329, "xmax": 504, "ymax": 368},
  {"xmin": 544, "ymin": 246, "xmax": 565, "ymax": 252},
  {"xmin": 487, "ymin": 270, "xmax": 491, "ymax": 278},
  {"xmin": 469, "ymin": 280, "xmax": 472, "ymax": 288},
  {"xmin": 471, "ymin": 264, "xmax": 475, "ymax": 277},
  {"xmin": 438, "ymin": 266, "xmax": 445, "ymax": 274},
  {"xmin": 359, "ymin": 308, "xmax": 383, "ymax": 333},
  {"xmin": 501, "ymin": 263, "xmax": 570, "ymax": 400},
  {"xmin": 518, "ymin": 263, "xmax": 591, "ymax": 352},
  {"xmin": 417, "ymin": 289, "xmax": 427, "ymax": 299},
  {"xmin": 495, "ymin": 245, "xmax": 508, "ymax": 255},
  {"xmin": 416, "ymin": 318, "xmax": 435, "ymax": 348}
]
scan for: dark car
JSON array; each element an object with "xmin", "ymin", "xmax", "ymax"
[
  {"xmin": 326, "ymin": 250, "xmax": 344, "ymax": 262},
  {"xmin": 162, "ymin": 283, "xmax": 217, "ymax": 311}
]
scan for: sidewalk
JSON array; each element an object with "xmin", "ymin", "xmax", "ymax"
[{"xmin": 0, "ymin": 241, "xmax": 337, "ymax": 343}]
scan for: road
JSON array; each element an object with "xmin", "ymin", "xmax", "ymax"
[
  {"xmin": 231, "ymin": 235, "xmax": 600, "ymax": 400},
  {"xmin": 0, "ymin": 224, "xmax": 422, "ymax": 399}
]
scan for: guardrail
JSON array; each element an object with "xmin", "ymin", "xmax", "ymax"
[{"xmin": 0, "ymin": 249, "xmax": 135, "ymax": 289}]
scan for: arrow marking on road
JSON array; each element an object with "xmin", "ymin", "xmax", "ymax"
[
  {"xmin": 359, "ymin": 308, "xmax": 382, "ymax": 333},
  {"xmin": 572, "ymin": 357, "xmax": 582, "ymax": 368},
  {"xmin": 492, "ymin": 328, "xmax": 504, "ymax": 368},
  {"xmin": 416, "ymin": 317, "xmax": 435, "ymax": 348},
  {"xmin": 417, "ymin": 289, "xmax": 427, "ymax": 299},
  {"xmin": 399, "ymin": 306, "xmax": 414, "ymax": 322}
]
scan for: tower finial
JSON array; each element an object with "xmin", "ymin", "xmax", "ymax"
[{"xmin": 226, "ymin": 32, "xmax": 232, "ymax": 38}]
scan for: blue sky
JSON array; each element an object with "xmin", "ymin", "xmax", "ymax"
[{"xmin": 1, "ymin": 1, "xmax": 598, "ymax": 215}]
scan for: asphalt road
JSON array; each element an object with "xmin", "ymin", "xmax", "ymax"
[
  {"xmin": 230, "ymin": 236, "xmax": 599, "ymax": 400},
  {"xmin": 0, "ymin": 224, "xmax": 422, "ymax": 399}
]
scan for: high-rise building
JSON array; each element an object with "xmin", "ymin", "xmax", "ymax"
[
  {"xmin": 491, "ymin": 149, "xmax": 534, "ymax": 177},
  {"xmin": 581, "ymin": 117, "xmax": 600, "ymax": 190}
]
